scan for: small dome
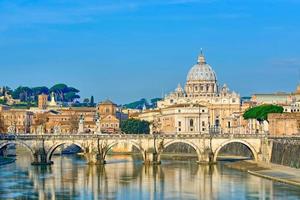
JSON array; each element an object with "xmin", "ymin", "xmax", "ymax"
[{"xmin": 187, "ymin": 54, "xmax": 217, "ymax": 82}]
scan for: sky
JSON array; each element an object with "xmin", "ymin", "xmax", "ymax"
[{"xmin": 0, "ymin": 0, "xmax": 300, "ymax": 104}]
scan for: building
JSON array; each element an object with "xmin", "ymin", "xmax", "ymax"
[
  {"xmin": 97, "ymin": 100, "xmax": 120, "ymax": 133},
  {"xmin": 138, "ymin": 52, "xmax": 243, "ymax": 134},
  {"xmin": 38, "ymin": 94, "xmax": 48, "ymax": 110},
  {"xmin": 268, "ymin": 113, "xmax": 300, "ymax": 136},
  {"xmin": 251, "ymin": 85, "xmax": 300, "ymax": 105},
  {"xmin": 0, "ymin": 108, "xmax": 33, "ymax": 133},
  {"xmin": 37, "ymin": 93, "xmax": 60, "ymax": 111}
]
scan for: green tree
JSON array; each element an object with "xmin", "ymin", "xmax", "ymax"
[
  {"xmin": 90, "ymin": 96, "xmax": 95, "ymax": 107},
  {"xmin": 12, "ymin": 86, "xmax": 33, "ymax": 102},
  {"xmin": 50, "ymin": 84, "xmax": 69, "ymax": 101},
  {"xmin": 121, "ymin": 119, "xmax": 150, "ymax": 134},
  {"xmin": 50, "ymin": 84, "xmax": 80, "ymax": 102},
  {"xmin": 64, "ymin": 92, "xmax": 80, "ymax": 102},
  {"xmin": 83, "ymin": 98, "xmax": 90, "ymax": 104},
  {"xmin": 243, "ymin": 104, "xmax": 284, "ymax": 122},
  {"xmin": 1, "ymin": 86, "xmax": 12, "ymax": 96},
  {"xmin": 32, "ymin": 86, "xmax": 49, "ymax": 101}
]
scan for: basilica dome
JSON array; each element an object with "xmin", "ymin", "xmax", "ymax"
[{"xmin": 186, "ymin": 54, "xmax": 217, "ymax": 82}]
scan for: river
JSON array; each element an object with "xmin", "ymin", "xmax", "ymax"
[{"xmin": 0, "ymin": 151, "xmax": 299, "ymax": 200}]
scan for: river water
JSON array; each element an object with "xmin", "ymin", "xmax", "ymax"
[{"xmin": 0, "ymin": 152, "xmax": 299, "ymax": 200}]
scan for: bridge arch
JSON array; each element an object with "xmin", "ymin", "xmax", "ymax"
[
  {"xmin": 104, "ymin": 141, "xmax": 145, "ymax": 161},
  {"xmin": 213, "ymin": 139, "xmax": 258, "ymax": 162},
  {"xmin": 47, "ymin": 142, "xmax": 84, "ymax": 162},
  {"xmin": 0, "ymin": 141, "xmax": 35, "ymax": 160},
  {"xmin": 158, "ymin": 140, "xmax": 203, "ymax": 162}
]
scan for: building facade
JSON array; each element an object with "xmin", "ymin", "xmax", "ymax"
[{"xmin": 138, "ymin": 53, "xmax": 244, "ymax": 134}]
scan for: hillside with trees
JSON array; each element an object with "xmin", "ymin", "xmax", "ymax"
[
  {"xmin": 123, "ymin": 98, "xmax": 162, "ymax": 110},
  {"xmin": 0, "ymin": 84, "xmax": 98, "ymax": 107}
]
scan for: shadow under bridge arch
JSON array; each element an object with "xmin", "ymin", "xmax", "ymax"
[
  {"xmin": 104, "ymin": 141, "xmax": 146, "ymax": 162},
  {"xmin": 0, "ymin": 141, "xmax": 35, "ymax": 161},
  {"xmin": 47, "ymin": 142, "xmax": 84, "ymax": 162},
  {"xmin": 213, "ymin": 139, "xmax": 258, "ymax": 162},
  {"xmin": 158, "ymin": 140, "xmax": 203, "ymax": 162}
]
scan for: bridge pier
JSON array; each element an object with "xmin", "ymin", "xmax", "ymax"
[
  {"xmin": 144, "ymin": 151, "xmax": 161, "ymax": 165},
  {"xmin": 197, "ymin": 150, "xmax": 216, "ymax": 165},
  {"xmin": 85, "ymin": 153, "xmax": 106, "ymax": 165},
  {"xmin": 31, "ymin": 149, "xmax": 53, "ymax": 166}
]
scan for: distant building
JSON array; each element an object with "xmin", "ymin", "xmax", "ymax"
[
  {"xmin": 37, "ymin": 93, "xmax": 60, "ymax": 110},
  {"xmin": 138, "ymin": 53, "xmax": 244, "ymax": 134},
  {"xmin": 251, "ymin": 85, "xmax": 300, "ymax": 105},
  {"xmin": 38, "ymin": 94, "xmax": 48, "ymax": 110},
  {"xmin": 0, "ymin": 108, "xmax": 33, "ymax": 133},
  {"xmin": 268, "ymin": 113, "xmax": 300, "ymax": 136},
  {"xmin": 97, "ymin": 100, "xmax": 120, "ymax": 133}
]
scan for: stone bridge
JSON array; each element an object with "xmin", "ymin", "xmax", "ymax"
[{"xmin": 0, "ymin": 133, "xmax": 276, "ymax": 165}]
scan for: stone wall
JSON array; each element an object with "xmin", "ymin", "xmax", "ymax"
[
  {"xmin": 268, "ymin": 113, "xmax": 300, "ymax": 136},
  {"xmin": 271, "ymin": 139, "xmax": 300, "ymax": 168}
]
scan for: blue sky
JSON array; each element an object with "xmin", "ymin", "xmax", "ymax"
[{"xmin": 0, "ymin": 0, "xmax": 300, "ymax": 104}]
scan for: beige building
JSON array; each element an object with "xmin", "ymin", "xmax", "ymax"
[
  {"xmin": 268, "ymin": 113, "xmax": 300, "ymax": 136},
  {"xmin": 0, "ymin": 108, "xmax": 33, "ymax": 133},
  {"xmin": 97, "ymin": 100, "xmax": 120, "ymax": 133},
  {"xmin": 252, "ymin": 85, "xmax": 300, "ymax": 105},
  {"xmin": 138, "ymin": 53, "xmax": 244, "ymax": 134}
]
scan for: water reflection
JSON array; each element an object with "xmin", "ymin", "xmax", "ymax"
[{"xmin": 0, "ymin": 152, "xmax": 299, "ymax": 200}]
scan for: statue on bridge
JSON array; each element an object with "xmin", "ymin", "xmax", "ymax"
[
  {"xmin": 53, "ymin": 126, "xmax": 61, "ymax": 134},
  {"xmin": 7, "ymin": 125, "xmax": 16, "ymax": 134},
  {"xmin": 78, "ymin": 114, "xmax": 85, "ymax": 133}
]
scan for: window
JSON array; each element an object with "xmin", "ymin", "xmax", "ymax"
[
  {"xmin": 178, "ymin": 128, "xmax": 181, "ymax": 132},
  {"xmin": 202, "ymin": 121, "xmax": 205, "ymax": 126},
  {"xmin": 178, "ymin": 109, "xmax": 181, "ymax": 113},
  {"xmin": 190, "ymin": 119, "xmax": 194, "ymax": 127},
  {"xmin": 178, "ymin": 121, "xmax": 182, "ymax": 127},
  {"xmin": 228, "ymin": 121, "xmax": 231, "ymax": 128},
  {"xmin": 202, "ymin": 109, "xmax": 205, "ymax": 113}
]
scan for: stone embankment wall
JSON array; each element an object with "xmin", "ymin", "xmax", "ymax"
[{"xmin": 271, "ymin": 139, "xmax": 300, "ymax": 168}]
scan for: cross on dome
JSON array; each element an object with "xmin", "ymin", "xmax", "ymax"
[{"xmin": 197, "ymin": 49, "xmax": 206, "ymax": 64}]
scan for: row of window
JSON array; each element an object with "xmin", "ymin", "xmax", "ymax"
[
  {"xmin": 101, "ymin": 123, "xmax": 119, "ymax": 128},
  {"xmin": 178, "ymin": 120, "xmax": 206, "ymax": 127}
]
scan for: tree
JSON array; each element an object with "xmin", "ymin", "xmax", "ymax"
[
  {"xmin": 243, "ymin": 104, "xmax": 284, "ymax": 122},
  {"xmin": 1, "ymin": 86, "xmax": 12, "ymax": 96},
  {"xmin": 50, "ymin": 84, "xmax": 80, "ymax": 102},
  {"xmin": 32, "ymin": 87, "xmax": 49, "ymax": 101},
  {"xmin": 12, "ymin": 86, "xmax": 33, "ymax": 102},
  {"xmin": 90, "ymin": 96, "xmax": 95, "ymax": 107},
  {"xmin": 64, "ymin": 92, "xmax": 80, "ymax": 102},
  {"xmin": 83, "ymin": 98, "xmax": 90, "ymax": 104},
  {"xmin": 50, "ymin": 84, "xmax": 69, "ymax": 101},
  {"xmin": 121, "ymin": 119, "xmax": 150, "ymax": 134}
]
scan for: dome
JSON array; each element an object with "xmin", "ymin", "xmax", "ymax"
[{"xmin": 187, "ymin": 54, "xmax": 217, "ymax": 82}]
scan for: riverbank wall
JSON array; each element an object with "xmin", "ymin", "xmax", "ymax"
[{"xmin": 270, "ymin": 138, "xmax": 300, "ymax": 169}]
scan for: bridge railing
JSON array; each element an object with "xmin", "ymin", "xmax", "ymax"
[{"xmin": 0, "ymin": 133, "xmax": 270, "ymax": 140}]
